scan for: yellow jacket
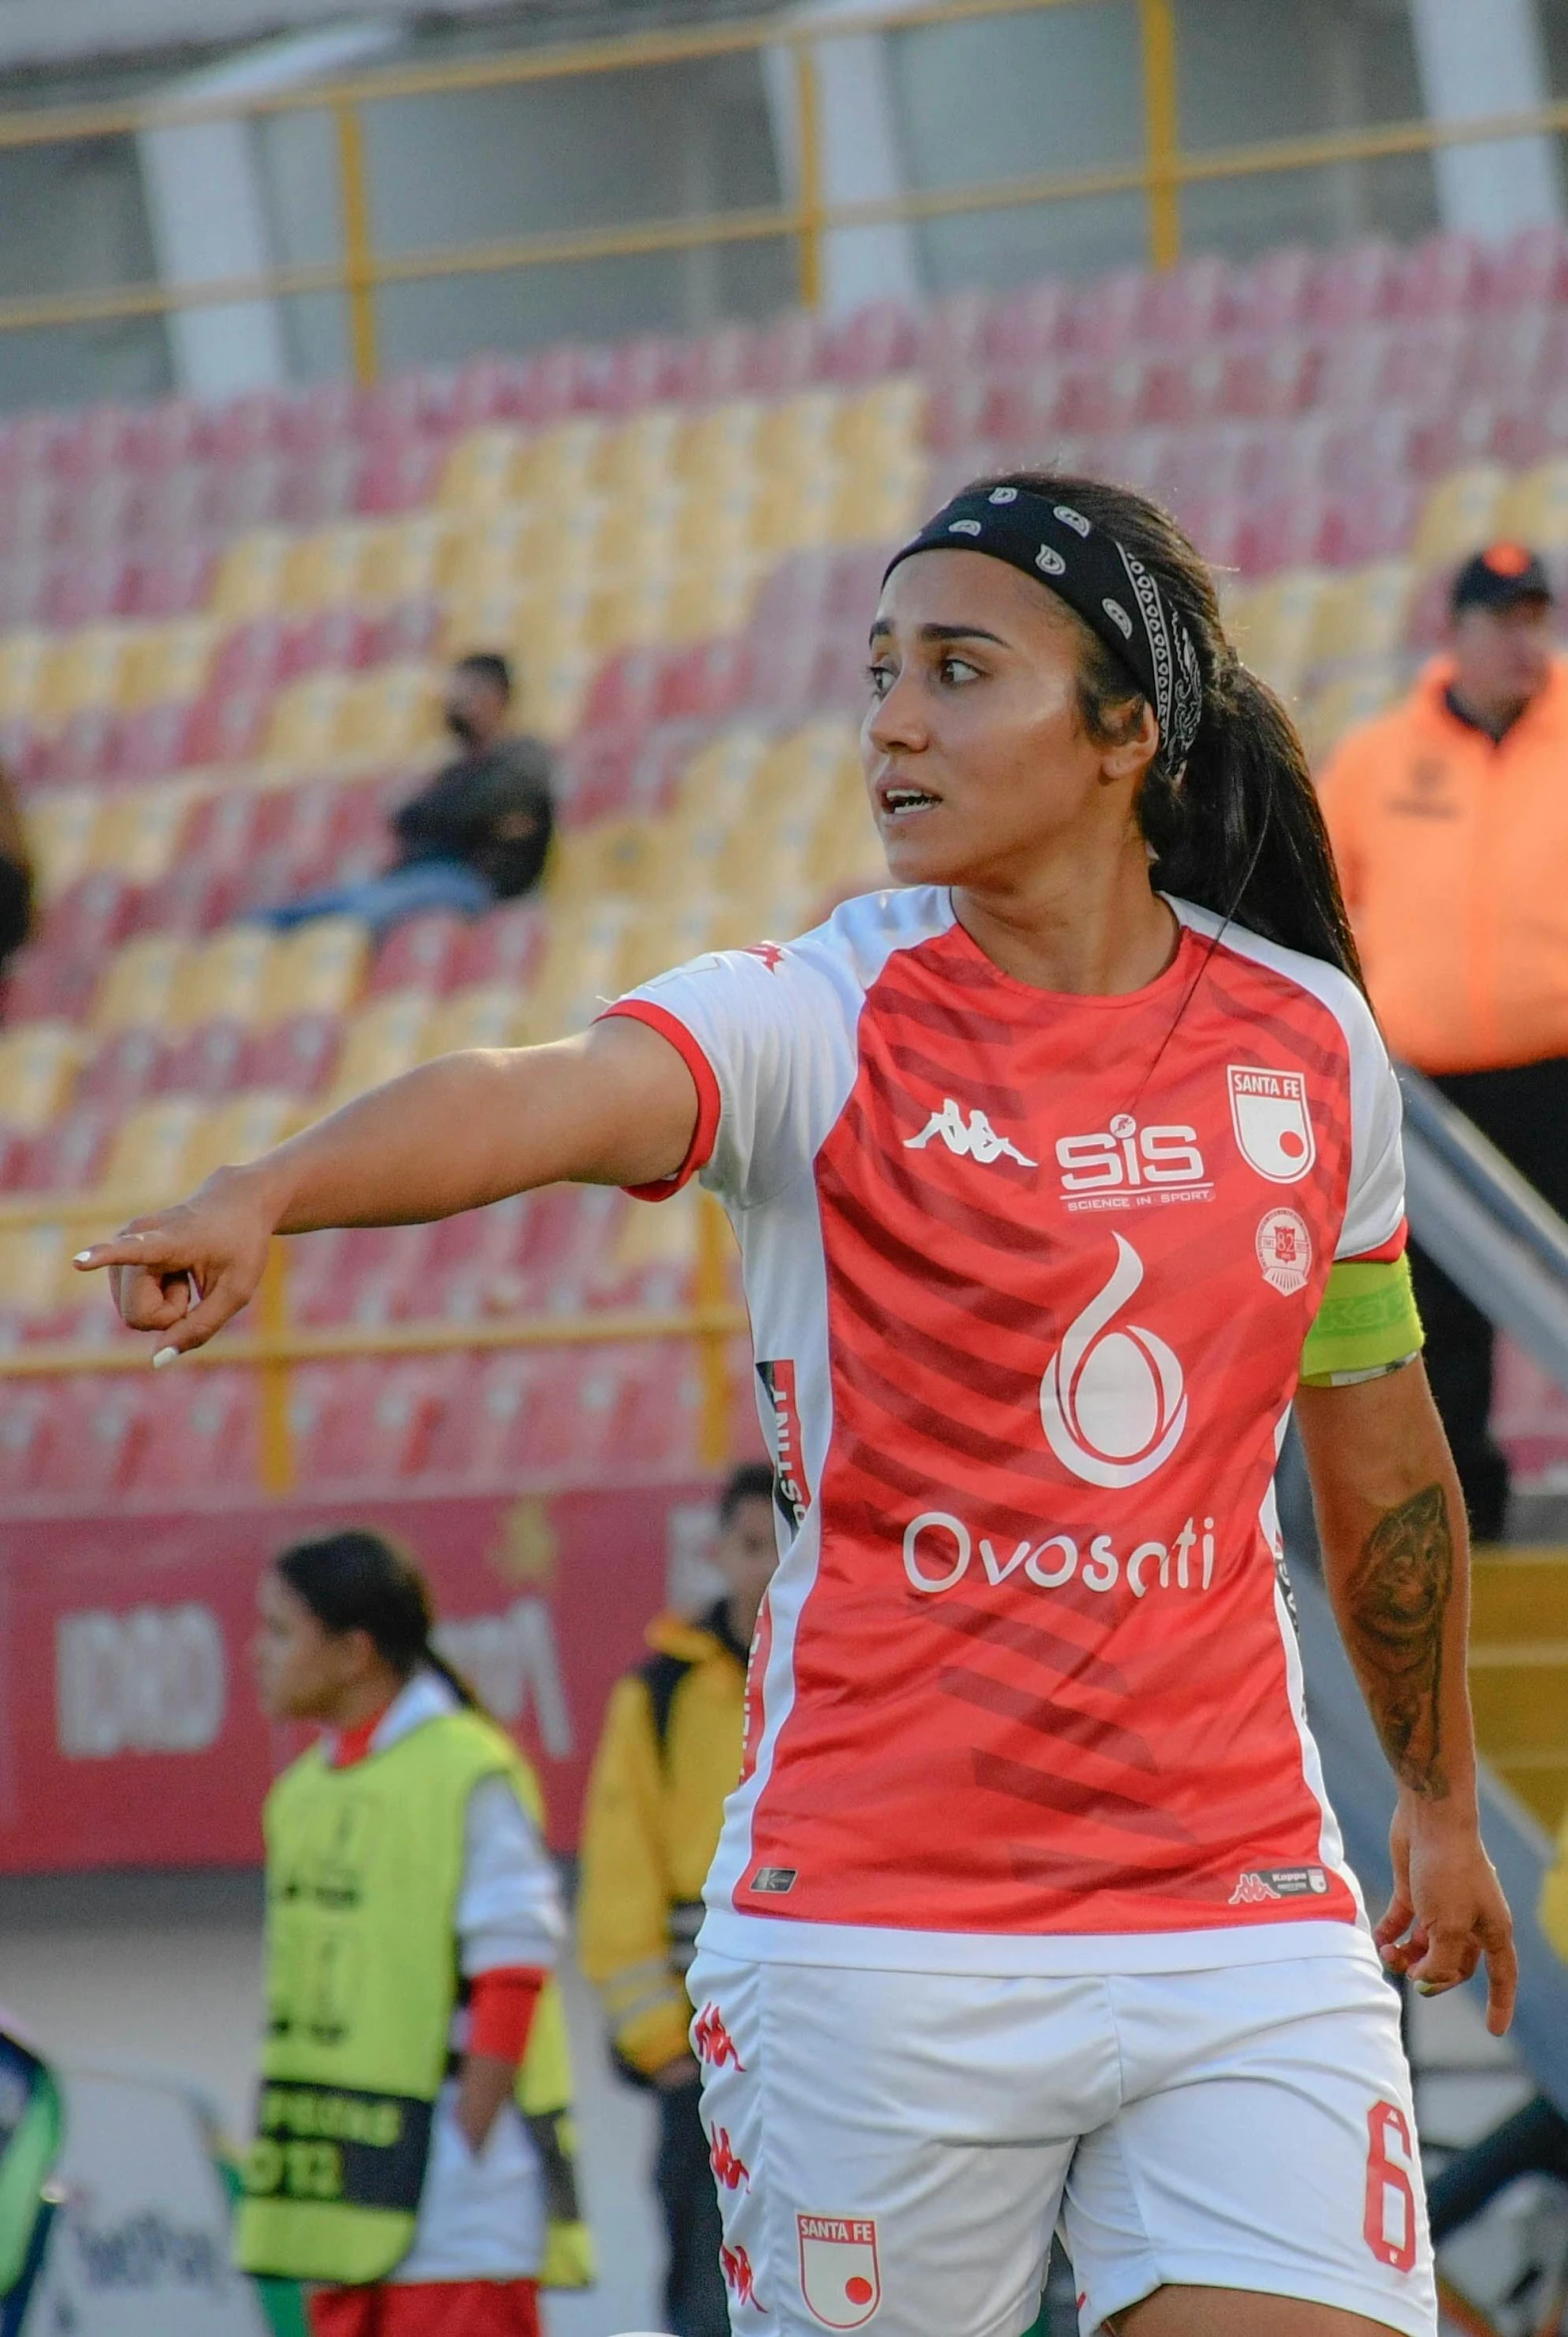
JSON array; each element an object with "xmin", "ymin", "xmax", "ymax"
[
  {"xmin": 1541, "ymin": 1803, "xmax": 1568, "ymax": 1965},
  {"xmin": 577, "ymin": 1602, "xmax": 748, "ymax": 2077}
]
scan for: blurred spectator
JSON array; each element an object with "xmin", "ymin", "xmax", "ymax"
[
  {"xmin": 0, "ymin": 2011, "xmax": 61, "ymax": 2336},
  {"xmin": 0, "ymin": 764, "xmax": 35, "ymax": 1000},
  {"xmin": 578, "ymin": 1461, "xmax": 779, "ymax": 2337},
  {"xmin": 261, "ymin": 653, "xmax": 554, "ymax": 937},
  {"xmin": 1321, "ymin": 546, "xmax": 1568, "ymax": 1538},
  {"xmin": 1424, "ymin": 1805, "xmax": 1568, "ymax": 2248}
]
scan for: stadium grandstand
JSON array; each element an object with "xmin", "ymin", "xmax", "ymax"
[{"xmin": 1, "ymin": 1, "xmax": 1568, "ymax": 2334}]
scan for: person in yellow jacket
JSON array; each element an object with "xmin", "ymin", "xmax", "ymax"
[
  {"xmin": 236, "ymin": 1528, "xmax": 590, "ymax": 2337},
  {"xmin": 578, "ymin": 1461, "xmax": 778, "ymax": 2337}
]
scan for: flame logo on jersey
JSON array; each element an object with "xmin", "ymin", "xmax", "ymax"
[{"xmin": 1039, "ymin": 1235, "xmax": 1188, "ymax": 1488}]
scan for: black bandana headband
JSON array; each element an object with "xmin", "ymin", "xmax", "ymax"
[{"xmin": 884, "ymin": 486, "xmax": 1204, "ymax": 773}]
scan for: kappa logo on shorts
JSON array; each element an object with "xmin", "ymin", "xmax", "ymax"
[
  {"xmin": 709, "ymin": 2126, "xmax": 751, "ymax": 2190},
  {"xmin": 693, "ymin": 2002, "xmax": 745, "ymax": 2071},
  {"xmin": 798, "ymin": 2214, "xmax": 881, "ymax": 2329},
  {"xmin": 723, "ymin": 2240, "xmax": 765, "ymax": 2309},
  {"xmin": 748, "ymin": 1865, "xmax": 797, "ymax": 1894}
]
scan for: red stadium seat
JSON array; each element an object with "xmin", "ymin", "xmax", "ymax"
[
  {"xmin": 580, "ymin": 333, "xmax": 687, "ymax": 413},
  {"xmin": 1065, "ymin": 266, "xmax": 1148, "ymax": 359},
  {"xmin": 37, "ymin": 709, "xmax": 125, "ymax": 787},
  {"xmin": 1393, "ymin": 231, "xmax": 1486, "ymax": 320},
  {"xmin": 1319, "ymin": 409, "xmax": 1418, "ymax": 495},
  {"xmin": 243, "ymin": 1011, "xmax": 342, "ymax": 1098},
  {"xmin": 427, "ymin": 1191, "xmax": 535, "ymax": 1279},
  {"xmin": 2, "ymin": 942, "xmax": 98, "ymax": 1026},
  {"xmin": 210, "ymin": 390, "xmax": 289, "ymax": 465},
  {"xmin": 292, "ymin": 1355, "xmax": 461, "ymax": 1484},
  {"xmin": 1057, "ymin": 357, "xmax": 1148, "ymax": 435},
  {"xmin": 17, "ymin": 1105, "xmax": 117, "ymax": 1192},
  {"xmin": 126, "ymin": 542, "xmax": 217, "ymax": 620},
  {"xmin": 0, "ymin": 559, "xmax": 49, "ymax": 631},
  {"xmin": 1314, "ymin": 328, "xmax": 1391, "ymax": 413},
  {"xmin": 129, "ymin": 1367, "xmax": 259, "ymax": 1498},
  {"xmin": 983, "ymin": 279, "xmax": 1072, "ymax": 366},
  {"xmin": 1238, "ymin": 489, "xmax": 1335, "ymax": 579},
  {"xmin": 1307, "ymin": 237, "xmax": 1400, "ymax": 326},
  {"xmin": 43, "ymin": 551, "xmax": 138, "ymax": 627},
  {"xmin": 822, "ymin": 301, "xmax": 920, "ymax": 383},
  {"xmin": 674, "ymin": 326, "xmax": 753, "ymax": 405},
  {"xmin": 281, "ymin": 446, "xmax": 367, "ymax": 529},
  {"xmin": 156, "ymin": 1019, "xmax": 251, "ymax": 1100},
  {"xmin": 128, "ymin": 864, "xmax": 238, "ymax": 942},
  {"xmin": 924, "ymin": 376, "xmax": 997, "ymax": 456},
  {"xmin": 41, "ymin": 871, "xmax": 138, "ymax": 965},
  {"xmin": 1458, "ymin": 308, "xmax": 1553, "ymax": 406},
  {"xmin": 449, "ymin": 355, "xmax": 544, "ymax": 428},
  {"xmin": 981, "ymin": 368, "xmax": 1069, "ymax": 446},
  {"xmin": 654, "ymin": 637, "xmax": 754, "ymax": 722},
  {"xmin": 56, "ymin": 403, "xmax": 145, "ymax": 482},
  {"xmin": 915, "ymin": 291, "xmax": 992, "ymax": 378},
  {"xmin": 295, "ymin": 604, "xmax": 378, "ymax": 674},
  {"xmin": 35, "ymin": 1376, "xmax": 153, "ymax": 1500},
  {"xmin": 355, "ymin": 436, "xmax": 448, "ymax": 516},
  {"xmin": 283, "ymin": 378, "xmax": 365, "ymax": 456},
  {"xmin": 208, "ymin": 452, "xmax": 290, "ymax": 535},
  {"xmin": 422, "ymin": 1352, "xmax": 542, "ymax": 1483},
  {"xmin": 742, "ymin": 312, "xmax": 826, "ymax": 396},
  {"xmin": 1409, "ymin": 399, "xmax": 1506, "ymax": 482},
  {"xmin": 1483, "ymin": 220, "xmax": 1568, "ymax": 311},
  {"xmin": 1378, "ymin": 316, "xmax": 1467, "ymax": 410},
  {"xmin": 1140, "ymin": 253, "xmax": 1236, "ymax": 348},
  {"xmin": 367, "ymin": 911, "xmax": 469, "ymax": 998},
  {"xmin": 1325, "ymin": 477, "xmax": 1420, "ymax": 569},
  {"xmin": 367, "ymin": 595, "xmax": 444, "ymax": 663},
  {"xmin": 0, "ymin": 1385, "xmax": 57, "ymax": 1502},
  {"xmin": 183, "ymin": 685, "xmax": 273, "ymax": 767},
  {"xmin": 1493, "ymin": 390, "xmax": 1568, "ymax": 470},
  {"xmin": 1136, "ymin": 349, "xmax": 1226, "ymax": 429},
  {"xmin": 579, "ymin": 645, "xmax": 666, "ymax": 734},
  {"xmin": 76, "ymin": 1027, "xmax": 169, "ymax": 1110},
  {"xmin": 55, "ymin": 470, "xmax": 148, "ymax": 551},
  {"xmin": 139, "ymin": 400, "xmax": 215, "ymax": 475},
  {"xmin": 556, "ymin": 725, "xmax": 640, "ymax": 827}
]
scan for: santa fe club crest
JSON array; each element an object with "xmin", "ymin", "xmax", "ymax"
[
  {"xmin": 798, "ymin": 2213, "xmax": 881, "ymax": 2328},
  {"xmin": 1227, "ymin": 1065, "xmax": 1316, "ymax": 1184}
]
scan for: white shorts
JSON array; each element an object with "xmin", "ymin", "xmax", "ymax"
[{"xmin": 686, "ymin": 1941, "xmax": 1435, "ymax": 2337}]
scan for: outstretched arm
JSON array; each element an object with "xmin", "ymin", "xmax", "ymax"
[
  {"xmin": 1295, "ymin": 1362, "xmax": 1516, "ymax": 2033},
  {"xmin": 74, "ymin": 1017, "xmax": 697, "ymax": 1358}
]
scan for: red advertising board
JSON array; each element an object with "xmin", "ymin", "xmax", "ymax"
[{"xmin": 0, "ymin": 1482, "xmax": 719, "ymax": 1872}]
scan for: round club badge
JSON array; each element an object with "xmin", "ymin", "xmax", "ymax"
[{"xmin": 1257, "ymin": 1207, "xmax": 1312, "ymax": 1295}]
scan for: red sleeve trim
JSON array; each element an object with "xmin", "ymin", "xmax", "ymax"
[
  {"xmin": 468, "ymin": 1966, "xmax": 547, "ymax": 2064},
  {"xmin": 598, "ymin": 999, "xmax": 722, "ymax": 1202},
  {"xmin": 1344, "ymin": 1218, "xmax": 1407, "ymax": 1265}
]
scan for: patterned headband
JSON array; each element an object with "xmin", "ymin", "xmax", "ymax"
[{"xmin": 884, "ymin": 485, "xmax": 1205, "ymax": 772}]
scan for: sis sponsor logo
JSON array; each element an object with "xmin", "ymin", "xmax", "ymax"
[{"xmin": 1054, "ymin": 1114, "xmax": 1210, "ymax": 1211}]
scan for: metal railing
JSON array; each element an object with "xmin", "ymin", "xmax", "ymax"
[
  {"xmin": 0, "ymin": 1186, "xmax": 748, "ymax": 1493},
  {"xmin": 0, "ymin": 0, "xmax": 1564, "ymax": 376}
]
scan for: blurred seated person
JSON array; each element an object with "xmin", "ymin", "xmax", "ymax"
[
  {"xmin": 0, "ymin": 761, "xmax": 35, "ymax": 1001},
  {"xmin": 261, "ymin": 653, "xmax": 554, "ymax": 937}
]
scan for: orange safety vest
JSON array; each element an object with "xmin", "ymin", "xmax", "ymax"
[{"xmin": 1320, "ymin": 655, "xmax": 1568, "ymax": 1073}]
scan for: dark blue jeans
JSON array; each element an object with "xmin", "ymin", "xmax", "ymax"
[{"xmin": 257, "ymin": 859, "xmax": 494, "ymax": 937}]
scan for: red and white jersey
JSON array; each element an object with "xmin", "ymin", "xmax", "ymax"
[{"xmin": 606, "ymin": 889, "xmax": 1407, "ymax": 1977}]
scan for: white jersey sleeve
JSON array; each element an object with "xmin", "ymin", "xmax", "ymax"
[
  {"xmin": 1337, "ymin": 984, "xmax": 1407, "ymax": 1262},
  {"xmin": 603, "ymin": 890, "xmax": 953, "ymax": 1212}
]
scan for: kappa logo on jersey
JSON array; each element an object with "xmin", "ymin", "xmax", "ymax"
[
  {"xmin": 744, "ymin": 942, "xmax": 787, "ymax": 973},
  {"xmin": 905, "ymin": 1097, "xmax": 1036, "ymax": 1169},
  {"xmin": 723, "ymin": 2240, "xmax": 764, "ymax": 2309},
  {"xmin": 756, "ymin": 1360, "xmax": 811, "ymax": 1530},
  {"xmin": 693, "ymin": 2002, "xmax": 745, "ymax": 2071},
  {"xmin": 1039, "ymin": 1235, "xmax": 1188, "ymax": 1488},
  {"xmin": 1055, "ymin": 1112, "xmax": 1211, "ymax": 1212},
  {"xmin": 798, "ymin": 2215, "xmax": 881, "ymax": 2329},
  {"xmin": 709, "ymin": 2126, "xmax": 751, "ymax": 2190},
  {"xmin": 1228, "ymin": 1066, "xmax": 1317, "ymax": 1183},
  {"xmin": 1229, "ymin": 1864, "xmax": 1329, "ymax": 1905}
]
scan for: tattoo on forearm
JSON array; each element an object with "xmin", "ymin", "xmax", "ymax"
[{"xmin": 1344, "ymin": 1481, "xmax": 1454, "ymax": 1799}]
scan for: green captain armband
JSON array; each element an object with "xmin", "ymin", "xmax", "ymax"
[{"xmin": 1299, "ymin": 1254, "xmax": 1423, "ymax": 1388}]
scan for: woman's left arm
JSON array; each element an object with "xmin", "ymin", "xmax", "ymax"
[{"xmin": 1295, "ymin": 1361, "xmax": 1517, "ymax": 2035}]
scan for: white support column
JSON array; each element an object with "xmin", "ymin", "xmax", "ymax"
[
  {"xmin": 764, "ymin": 0, "xmax": 922, "ymax": 320},
  {"xmin": 138, "ymin": 20, "xmax": 398, "ymax": 402},
  {"xmin": 1408, "ymin": 0, "xmax": 1561, "ymax": 241}
]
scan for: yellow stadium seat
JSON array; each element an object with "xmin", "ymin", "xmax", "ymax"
[
  {"xmin": 423, "ymin": 983, "xmax": 532, "ymax": 1055},
  {"xmin": 34, "ymin": 624, "xmax": 131, "ymax": 723},
  {"xmin": 210, "ymin": 530, "xmax": 294, "ymax": 620},
  {"xmin": 0, "ymin": 1225, "xmax": 71, "ymax": 1313},
  {"xmin": 595, "ymin": 409, "xmax": 683, "ymax": 499},
  {"xmin": 87, "ymin": 781, "xmax": 196, "ymax": 886},
  {"xmin": 752, "ymin": 474, "xmax": 839, "ymax": 559},
  {"xmin": 674, "ymin": 727, "xmax": 771, "ymax": 824},
  {"xmin": 185, "ymin": 1090, "xmax": 300, "ymax": 1185},
  {"xmin": 676, "ymin": 401, "xmax": 762, "ymax": 485},
  {"xmin": 671, "ymin": 483, "xmax": 757, "ymax": 568},
  {"xmin": 24, "ymin": 788, "xmax": 100, "ymax": 901},
  {"xmin": 325, "ymin": 991, "xmax": 434, "ymax": 1108},
  {"xmin": 458, "ymin": 510, "xmax": 546, "ymax": 596},
  {"xmin": 261, "ymin": 917, "xmax": 370, "ymax": 1024},
  {"xmin": 439, "ymin": 428, "xmax": 528, "ymax": 510},
  {"xmin": 1310, "ymin": 562, "xmax": 1414, "ymax": 669},
  {"xmin": 168, "ymin": 926, "xmax": 277, "ymax": 1034},
  {"xmin": 440, "ymin": 583, "xmax": 533, "ymax": 663},
  {"xmin": 0, "ymin": 1022, "xmax": 80, "ymax": 1132},
  {"xmin": 522, "ymin": 644, "xmax": 594, "ymax": 742},
  {"xmin": 1497, "ymin": 458, "xmax": 1568, "ymax": 548},
  {"xmin": 281, "ymin": 524, "xmax": 380, "ymax": 612},
  {"xmin": 835, "ymin": 378, "xmax": 928, "ymax": 465},
  {"xmin": 664, "ymin": 558, "xmax": 762, "ymax": 645},
  {"xmin": 1229, "ymin": 570, "xmax": 1329, "ymax": 697},
  {"xmin": 832, "ymin": 461, "xmax": 928, "ymax": 546},
  {"xmin": 91, "ymin": 935, "xmax": 189, "ymax": 1035},
  {"xmin": 264, "ymin": 671, "xmax": 355, "ymax": 765},
  {"xmin": 526, "ymin": 900, "xmax": 635, "ymax": 1039},
  {"xmin": 585, "ymin": 579, "xmax": 671, "ymax": 655},
  {"xmin": 511, "ymin": 419, "xmax": 602, "ymax": 506},
  {"xmin": 616, "ymin": 897, "xmax": 722, "ymax": 992},
  {"xmin": 358, "ymin": 513, "xmax": 466, "ymax": 603},
  {"xmin": 808, "ymin": 792, "xmax": 883, "ymax": 893},
  {"xmin": 101, "ymin": 1096, "xmax": 206, "ymax": 1198},
  {"xmin": 119, "ymin": 618, "xmax": 218, "ymax": 711},
  {"xmin": 335, "ymin": 663, "xmax": 444, "ymax": 760},
  {"xmin": 1411, "ymin": 466, "xmax": 1509, "ymax": 573},
  {"xmin": 758, "ymin": 390, "xmax": 843, "ymax": 474},
  {"xmin": 0, "ymin": 631, "xmax": 49, "ymax": 721},
  {"xmin": 547, "ymin": 819, "xmax": 659, "ymax": 905}
]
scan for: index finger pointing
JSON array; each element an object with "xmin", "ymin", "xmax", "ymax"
[
  {"xmin": 73, "ymin": 1230, "xmax": 188, "ymax": 1274},
  {"xmin": 1484, "ymin": 1933, "xmax": 1519, "ymax": 2037}
]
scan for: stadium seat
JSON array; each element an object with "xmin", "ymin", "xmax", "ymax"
[
  {"xmin": 1409, "ymin": 465, "xmax": 1508, "ymax": 571},
  {"xmin": 454, "ymin": 901, "xmax": 546, "ymax": 989},
  {"xmin": 157, "ymin": 1019, "xmax": 249, "ymax": 1101},
  {"xmin": 100, "ymin": 1095, "xmax": 206, "ymax": 1197},
  {"xmin": 365, "ymin": 910, "xmax": 469, "ymax": 998},
  {"xmin": 168, "ymin": 926, "xmax": 276, "ymax": 1033},
  {"xmin": 243, "ymin": 1012, "xmax": 342, "ymax": 1099},
  {"xmin": 1498, "ymin": 458, "xmax": 1568, "ymax": 547},
  {"xmin": 1310, "ymin": 562, "xmax": 1413, "ymax": 669},
  {"xmin": 1309, "ymin": 237, "xmax": 1401, "ymax": 326},
  {"xmin": 261, "ymin": 917, "xmax": 371, "ymax": 1025},
  {"xmin": 10, "ymin": 1102, "xmax": 116, "ymax": 1193},
  {"xmin": 422, "ymin": 1351, "xmax": 542, "ymax": 1483},
  {"xmin": 184, "ymin": 1089, "xmax": 299, "ymax": 1184},
  {"xmin": 91, "ymin": 934, "xmax": 189, "ymax": 1035},
  {"xmin": 1394, "ymin": 231, "xmax": 1486, "ymax": 320},
  {"xmin": 210, "ymin": 529, "xmax": 294, "ymax": 620},
  {"xmin": 0, "ymin": 1021, "xmax": 80, "ymax": 1132},
  {"xmin": 76, "ymin": 1025, "xmax": 169, "ymax": 1111},
  {"xmin": 326, "ymin": 991, "xmax": 434, "ymax": 1107},
  {"xmin": 129, "ymin": 1367, "xmax": 259, "ymax": 1498},
  {"xmin": 88, "ymin": 783, "xmax": 196, "ymax": 887},
  {"xmin": 0, "ymin": 1384, "xmax": 57, "ymax": 1500}
]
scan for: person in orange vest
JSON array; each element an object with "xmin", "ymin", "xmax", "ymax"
[
  {"xmin": 1320, "ymin": 544, "xmax": 1568, "ymax": 1539},
  {"xmin": 577, "ymin": 1462, "xmax": 778, "ymax": 2337}
]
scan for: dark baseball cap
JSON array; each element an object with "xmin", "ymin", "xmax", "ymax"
[{"xmin": 1451, "ymin": 543, "xmax": 1554, "ymax": 613}]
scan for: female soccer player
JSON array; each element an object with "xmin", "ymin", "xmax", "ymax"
[
  {"xmin": 83, "ymin": 473, "xmax": 1515, "ymax": 2337},
  {"xmin": 237, "ymin": 1529, "xmax": 591, "ymax": 2336}
]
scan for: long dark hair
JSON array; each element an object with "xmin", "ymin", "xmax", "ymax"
[
  {"xmin": 275, "ymin": 1529, "xmax": 479, "ymax": 1710},
  {"xmin": 970, "ymin": 469, "xmax": 1365, "ymax": 989}
]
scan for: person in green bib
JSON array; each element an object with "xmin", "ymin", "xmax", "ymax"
[{"xmin": 235, "ymin": 1530, "xmax": 592, "ymax": 2337}]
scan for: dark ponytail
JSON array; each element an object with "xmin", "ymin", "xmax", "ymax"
[
  {"xmin": 275, "ymin": 1529, "xmax": 480, "ymax": 1711},
  {"xmin": 971, "ymin": 469, "xmax": 1366, "ymax": 989}
]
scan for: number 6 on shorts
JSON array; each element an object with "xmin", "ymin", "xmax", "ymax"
[{"xmin": 1363, "ymin": 2100, "xmax": 1418, "ymax": 2273}]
